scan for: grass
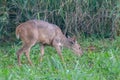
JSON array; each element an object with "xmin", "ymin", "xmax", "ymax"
[{"xmin": 0, "ymin": 37, "xmax": 120, "ymax": 80}]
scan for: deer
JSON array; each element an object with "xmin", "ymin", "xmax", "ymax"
[{"xmin": 16, "ymin": 20, "xmax": 83, "ymax": 66}]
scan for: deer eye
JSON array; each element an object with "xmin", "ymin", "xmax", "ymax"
[{"xmin": 69, "ymin": 40, "xmax": 74, "ymax": 44}]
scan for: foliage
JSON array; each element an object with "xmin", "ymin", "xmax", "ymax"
[
  {"xmin": 0, "ymin": 1, "xmax": 120, "ymax": 79},
  {"xmin": 0, "ymin": 0, "xmax": 120, "ymax": 42},
  {"xmin": 0, "ymin": 37, "xmax": 120, "ymax": 80}
]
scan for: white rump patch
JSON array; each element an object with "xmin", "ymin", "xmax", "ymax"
[{"xmin": 16, "ymin": 34, "xmax": 19, "ymax": 39}]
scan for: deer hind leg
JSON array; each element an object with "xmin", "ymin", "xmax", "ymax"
[
  {"xmin": 16, "ymin": 44, "xmax": 28, "ymax": 66},
  {"xmin": 24, "ymin": 48, "xmax": 32, "ymax": 65},
  {"xmin": 16, "ymin": 41, "xmax": 35, "ymax": 66}
]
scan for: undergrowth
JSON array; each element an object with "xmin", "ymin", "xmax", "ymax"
[{"xmin": 0, "ymin": 37, "xmax": 120, "ymax": 80}]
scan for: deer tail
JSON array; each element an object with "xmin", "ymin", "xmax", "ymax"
[{"xmin": 16, "ymin": 25, "xmax": 22, "ymax": 39}]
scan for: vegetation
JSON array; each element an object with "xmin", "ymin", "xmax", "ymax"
[
  {"xmin": 0, "ymin": 0, "xmax": 120, "ymax": 80},
  {"xmin": 0, "ymin": 0, "xmax": 120, "ymax": 41},
  {"xmin": 0, "ymin": 37, "xmax": 120, "ymax": 80}
]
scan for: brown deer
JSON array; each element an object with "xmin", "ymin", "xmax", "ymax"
[{"xmin": 16, "ymin": 20, "xmax": 83, "ymax": 66}]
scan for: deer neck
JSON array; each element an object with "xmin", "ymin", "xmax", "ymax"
[{"xmin": 61, "ymin": 36, "xmax": 72, "ymax": 48}]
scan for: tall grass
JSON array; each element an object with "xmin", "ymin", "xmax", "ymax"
[
  {"xmin": 0, "ymin": 0, "xmax": 120, "ymax": 42},
  {"xmin": 0, "ymin": 37, "xmax": 120, "ymax": 80}
]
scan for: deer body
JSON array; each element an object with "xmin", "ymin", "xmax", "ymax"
[{"xmin": 16, "ymin": 20, "xmax": 83, "ymax": 65}]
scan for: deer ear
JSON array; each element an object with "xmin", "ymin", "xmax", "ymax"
[{"xmin": 72, "ymin": 36, "xmax": 76, "ymax": 42}]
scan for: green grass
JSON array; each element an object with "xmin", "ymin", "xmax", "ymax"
[{"xmin": 0, "ymin": 37, "xmax": 120, "ymax": 80}]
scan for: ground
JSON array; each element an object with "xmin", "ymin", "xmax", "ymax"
[{"xmin": 0, "ymin": 37, "xmax": 120, "ymax": 80}]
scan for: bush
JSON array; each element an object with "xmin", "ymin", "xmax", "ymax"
[{"xmin": 0, "ymin": 0, "xmax": 120, "ymax": 42}]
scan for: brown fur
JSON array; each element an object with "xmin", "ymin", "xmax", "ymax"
[{"xmin": 16, "ymin": 20, "xmax": 83, "ymax": 65}]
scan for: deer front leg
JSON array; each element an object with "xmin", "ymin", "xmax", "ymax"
[
  {"xmin": 55, "ymin": 46, "xmax": 64, "ymax": 62},
  {"xmin": 39, "ymin": 44, "xmax": 45, "ymax": 62},
  {"xmin": 52, "ymin": 39, "xmax": 64, "ymax": 62}
]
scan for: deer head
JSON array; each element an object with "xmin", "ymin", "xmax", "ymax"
[{"xmin": 66, "ymin": 36, "xmax": 83, "ymax": 56}]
